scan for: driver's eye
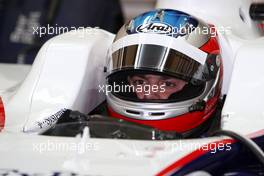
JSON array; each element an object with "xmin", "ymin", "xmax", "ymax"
[
  {"xmin": 164, "ymin": 81, "xmax": 176, "ymax": 87},
  {"xmin": 133, "ymin": 80, "xmax": 145, "ymax": 85}
]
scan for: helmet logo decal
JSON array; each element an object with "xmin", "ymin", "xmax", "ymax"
[{"xmin": 136, "ymin": 22, "xmax": 173, "ymax": 35}]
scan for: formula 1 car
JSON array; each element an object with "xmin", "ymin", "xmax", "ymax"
[{"xmin": 0, "ymin": 0, "xmax": 264, "ymax": 175}]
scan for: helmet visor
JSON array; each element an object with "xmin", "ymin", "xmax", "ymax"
[{"xmin": 110, "ymin": 44, "xmax": 206, "ymax": 84}]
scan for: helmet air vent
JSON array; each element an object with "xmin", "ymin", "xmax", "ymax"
[
  {"xmin": 126, "ymin": 110, "xmax": 141, "ymax": 115},
  {"xmin": 150, "ymin": 112, "xmax": 165, "ymax": 116}
]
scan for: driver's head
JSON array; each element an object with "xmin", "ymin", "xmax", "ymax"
[
  {"xmin": 128, "ymin": 74, "xmax": 187, "ymax": 100},
  {"xmin": 105, "ymin": 9, "xmax": 222, "ymax": 137}
]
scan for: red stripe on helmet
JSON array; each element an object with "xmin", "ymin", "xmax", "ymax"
[
  {"xmin": 200, "ymin": 24, "xmax": 219, "ymax": 54},
  {"xmin": 199, "ymin": 36, "xmax": 220, "ymax": 54}
]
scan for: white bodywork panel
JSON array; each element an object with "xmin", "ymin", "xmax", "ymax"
[
  {"xmin": 0, "ymin": 0, "xmax": 263, "ymax": 175},
  {"xmin": 1, "ymin": 29, "xmax": 114, "ymax": 132},
  {"xmin": 221, "ymin": 38, "xmax": 264, "ymax": 134},
  {"xmin": 0, "ymin": 132, "xmax": 226, "ymax": 176}
]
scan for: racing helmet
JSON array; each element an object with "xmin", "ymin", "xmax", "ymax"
[{"xmin": 106, "ymin": 9, "xmax": 222, "ymax": 137}]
